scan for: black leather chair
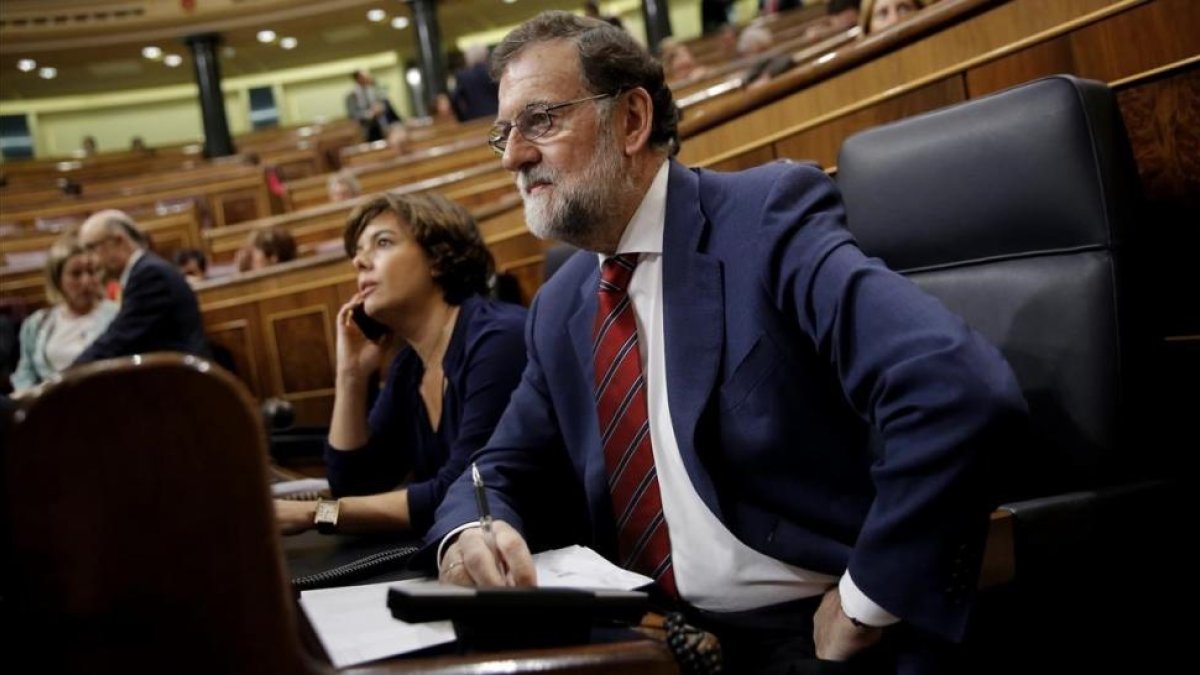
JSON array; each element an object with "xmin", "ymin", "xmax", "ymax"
[{"xmin": 836, "ymin": 75, "xmax": 1182, "ymax": 671}]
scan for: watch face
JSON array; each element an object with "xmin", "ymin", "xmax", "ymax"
[{"xmin": 315, "ymin": 501, "xmax": 338, "ymax": 523}]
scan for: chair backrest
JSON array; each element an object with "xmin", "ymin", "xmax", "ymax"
[
  {"xmin": 836, "ymin": 75, "xmax": 1157, "ymax": 498},
  {"xmin": 1, "ymin": 354, "xmax": 323, "ymax": 674}
]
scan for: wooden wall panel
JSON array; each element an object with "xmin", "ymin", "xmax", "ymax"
[
  {"xmin": 1117, "ymin": 66, "xmax": 1200, "ymax": 209},
  {"xmin": 217, "ymin": 188, "xmax": 271, "ymax": 228},
  {"xmin": 961, "ymin": 35, "xmax": 1078, "ymax": 96},
  {"xmin": 262, "ymin": 295, "xmax": 337, "ymax": 393},
  {"xmin": 707, "ymin": 145, "xmax": 778, "ymax": 173},
  {"xmin": 773, "ymin": 76, "xmax": 967, "ymax": 168},
  {"xmin": 966, "ymin": 0, "xmax": 1200, "ymax": 96},
  {"xmin": 680, "ymin": 0, "xmax": 1126, "ymax": 166},
  {"xmin": 204, "ymin": 310, "xmax": 265, "ymax": 397}
]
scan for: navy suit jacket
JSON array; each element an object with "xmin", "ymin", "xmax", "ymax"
[
  {"xmin": 75, "ymin": 251, "xmax": 208, "ymax": 365},
  {"xmin": 430, "ymin": 160, "xmax": 1026, "ymax": 642},
  {"xmin": 451, "ymin": 63, "xmax": 500, "ymax": 122}
]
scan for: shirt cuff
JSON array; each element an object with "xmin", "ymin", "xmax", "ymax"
[
  {"xmin": 839, "ymin": 572, "xmax": 900, "ymax": 628},
  {"xmin": 436, "ymin": 522, "xmax": 481, "ymax": 567}
]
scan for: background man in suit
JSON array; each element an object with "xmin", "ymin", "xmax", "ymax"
[
  {"xmin": 450, "ymin": 44, "xmax": 499, "ymax": 122},
  {"xmin": 345, "ymin": 70, "xmax": 401, "ymax": 142},
  {"xmin": 431, "ymin": 12, "xmax": 1025, "ymax": 672},
  {"xmin": 75, "ymin": 210, "xmax": 208, "ymax": 364}
]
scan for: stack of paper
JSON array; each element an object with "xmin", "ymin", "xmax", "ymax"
[{"xmin": 298, "ymin": 545, "xmax": 653, "ymax": 668}]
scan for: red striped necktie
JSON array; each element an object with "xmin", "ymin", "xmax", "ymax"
[{"xmin": 592, "ymin": 253, "xmax": 677, "ymax": 597}]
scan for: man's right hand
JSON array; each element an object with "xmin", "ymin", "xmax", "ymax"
[{"xmin": 439, "ymin": 520, "xmax": 537, "ymax": 587}]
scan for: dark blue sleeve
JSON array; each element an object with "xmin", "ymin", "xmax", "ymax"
[
  {"xmin": 405, "ymin": 310, "xmax": 528, "ymax": 533},
  {"xmin": 324, "ymin": 355, "xmax": 416, "ymax": 498},
  {"xmin": 74, "ymin": 263, "xmax": 170, "ymax": 365},
  {"xmin": 425, "ymin": 297, "xmax": 568, "ymax": 552},
  {"xmin": 758, "ymin": 164, "xmax": 1027, "ymax": 641}
]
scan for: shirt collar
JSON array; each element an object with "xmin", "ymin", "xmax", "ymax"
[
  {"xmin": 119, "ymin": 248, "xmax": 144, "ymax": 289},
  {"xmin": 603, "ymin": 159, "xmax": 669, "ymax": 263}
]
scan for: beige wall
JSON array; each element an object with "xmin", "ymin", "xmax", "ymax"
[
  {"xmin": 282, "ymin": 63, "xmax": 406, "ymax": 124},
  {"xmin": 0, "ymin": 51, "xmax": 403, "ymax": 160}
]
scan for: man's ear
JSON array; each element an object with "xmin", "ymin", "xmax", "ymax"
[{"xmin": 620, "ymin": 88, "xmax": 655, "ymax": 157}]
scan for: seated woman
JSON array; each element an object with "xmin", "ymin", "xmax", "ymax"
[
  {"xmin": 273, "ymin": 192, "xmax": 527, "ymax": 535},
  {"xmin": 659, "ymin": 38, "xmax": 708, "ymax": 82},
  {"xmin": 11, "ymin": 235, "xmax": 118, "ymax": 392},
  {"xmin": 327, "ymin": 170, "xmax": 362, "ymax": 203},
  {"xmin": 867, "ymin": 0, "xmax": 924, "ymax": 33},
  {"xmin": 236, "ymin": 226, "xmax": 298, "ymax": 272}
]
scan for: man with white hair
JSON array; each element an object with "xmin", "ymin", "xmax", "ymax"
[
  {"xmin": 75, "ymin": 210, "xmax": 207, "ymax": 365},
  {"xmin": 450, "ymin": 43, "xmax": 499, "ymax": 122}
]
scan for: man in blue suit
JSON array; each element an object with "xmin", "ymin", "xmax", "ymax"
[
  {"xmin": 75, "ymin": 210, "xmax": 208, "ymax": 365},
  {"xmin": 431, "ymin": 12, "xmax": 1025, "ymax": 672}
]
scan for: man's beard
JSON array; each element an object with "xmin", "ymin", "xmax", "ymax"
[{"xmin": 517, "ymin": 120, "xmax": 632, "ymax": 249}]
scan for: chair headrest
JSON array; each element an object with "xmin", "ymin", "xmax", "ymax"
[{"xmin": 837, "ymin": 75, "xmax": 1140, "ymax": 271}]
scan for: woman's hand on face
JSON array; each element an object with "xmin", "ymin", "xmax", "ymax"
[{"xmin": 335, "ymin": 293, "xmax": 390, "ymax": 380}]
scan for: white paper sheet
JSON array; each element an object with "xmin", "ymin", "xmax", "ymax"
[
  {"xmin": 299, "ymin": 578, "xmax": 455, "ymax": 668},
  {"xmin": 271, "ymin": 478, "xmax": 329, "ymax": 499},
  {"xmin": 532, "ymin": 545, "xmax": 655, "ymax": 590},
  {"xmin": 298, "ymin": 545, "xmax": 651, "ymax": 668}
]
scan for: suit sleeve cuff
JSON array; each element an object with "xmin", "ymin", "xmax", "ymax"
[
  {"xmin": 839, "ymin": 572, "xmax": 900, "ymax": 628},
  {"xmin": 436, "ymin": 523, "xmax": 481, "ymax": 567}
]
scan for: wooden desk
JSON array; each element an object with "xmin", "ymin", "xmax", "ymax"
[{"xmin": 281, "ymin": 532, "xmax": 679, "ymax": 674}]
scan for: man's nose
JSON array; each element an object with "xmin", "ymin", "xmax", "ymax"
[{"xmin": 501, "ymin": 130, "xmax": 539, "ymax": 173}]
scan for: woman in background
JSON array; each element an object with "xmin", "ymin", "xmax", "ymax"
[
  {"xmin": 236, "ymin": 226, "xmax": 298, "ymax": 272},
  {"xmin": 11, "ymin": 236, "xmax": 118, "ymax": 392},
  {"xmin": 273, "ymin": 192, "xmax": 527, "ymax": 536}
]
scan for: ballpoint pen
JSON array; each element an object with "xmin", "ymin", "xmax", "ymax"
[{"xmin": 471, "ymin": 462, "xmax": 510, "ymax": 584}]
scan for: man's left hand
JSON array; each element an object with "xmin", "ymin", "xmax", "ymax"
[{"xmin": 813, "ymin": 587, "xmax": 883, "ymax": 661}]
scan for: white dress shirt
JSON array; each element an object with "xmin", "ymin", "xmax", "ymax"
[{"xmin": 605, "ymin": 161, "xmax": 897, "ymax": 624}]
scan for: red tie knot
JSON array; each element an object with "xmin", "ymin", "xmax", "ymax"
[{"xmin": 599, "ymin": 254, "xmax": 639, "ymax": 294}]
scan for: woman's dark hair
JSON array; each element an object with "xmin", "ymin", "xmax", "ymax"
[
  {"xmin": 343, "ymin": 192, "xmax": 494, "ymax": 305},
  {"xmin": 173, "ymin": 248, "xmax": 208, "ymax": 272},
  {"xmin": 251, "ymin": 226, "xmax": 297, "ymax": 264},
  {"xmin": 489, "ymin": 11, "xmax": 679, "ymax": 154}
]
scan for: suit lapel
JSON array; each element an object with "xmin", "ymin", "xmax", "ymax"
[
  {"xmin": 565, "ymin": 262, "xmax": 614, "ymax": 525},
  {"xmin": 662, "ymin": 161, "xmax": 724, "ymax": 514}
]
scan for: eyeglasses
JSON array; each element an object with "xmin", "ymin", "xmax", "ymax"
[{"xmin": 488, "ymin": 92, "xmax": 617, "ymax": 155}]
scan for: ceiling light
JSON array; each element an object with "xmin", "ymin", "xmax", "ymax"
[
  {"xmin": 163, "ymin": 54, "xmax": 183, "ymax": 67},
  {"xmin": 222, "ymin": 46, "xmax": 237, "ymax": 59},
  {"xmin": 503, "ymin": 0, "xmax": 518, "ymax": 4},
  {"xmin": 257, "ymin": 30, "xmax": 277, "ymax": 43},
  {"xmin": 142, "ymin": 46, "xmax": 163, "ymax": 60},
  {"xmin": 406, "ymin": 68, "xmax": 422, "ymax": 86},
  {"xmin": 391, "ymin": 17, "xmax": 410, "ymax": 29},
  {"xmin": 39, "ymin": 67, "xmax": 57, "ymax": 79},
  {"xmin": 367, "ymin": 9, "xmax": 387, "ymax": 22},
  {"xmin": 280, "ymin": 37, "xmax": 298, "ymax": 49},
  {"xmin": 17, "ymin": 59, "xmax": 37, "ymax": 72}
]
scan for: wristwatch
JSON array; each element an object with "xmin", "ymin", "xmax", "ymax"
[{"xmin": 314, "ymin": 499, "xmax": 341, "ymax": 534}]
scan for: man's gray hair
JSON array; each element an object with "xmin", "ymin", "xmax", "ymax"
[{"xmin": 489, "ymin": 11, "xmax": 679, "ymax": 154}]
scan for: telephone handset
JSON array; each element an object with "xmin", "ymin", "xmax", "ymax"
[{"xmin": 351, "ymin": 303, "xmax": 391, "ymax": 343}]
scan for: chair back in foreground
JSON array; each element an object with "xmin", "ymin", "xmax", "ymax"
[{"xmin": 1, "ymin": 353, "xmax": 324, "ymax": 674}]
